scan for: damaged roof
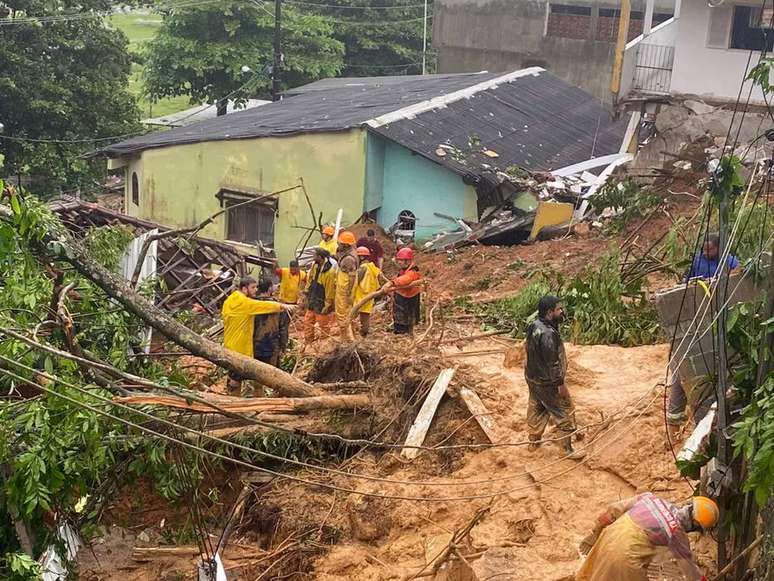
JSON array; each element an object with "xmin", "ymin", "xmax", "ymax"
[
  {"xmin": 100, "ymin": 68, "xmax": 627, "ymax": 168},
  {"xmin": 99, "ymin": 71, "xmax": 501, "ymax": 157},
  {"xmin": 367, "ymin": 70, "xmax": 629, "ymax": 173}
]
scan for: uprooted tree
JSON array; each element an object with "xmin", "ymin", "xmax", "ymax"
[{"xmin": 0, "ymin": 189, "xmax": 367, "ymax": 577}]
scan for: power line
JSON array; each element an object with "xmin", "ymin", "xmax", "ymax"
[
  {"xmin": 0, "ymin": 362, "xmax": 658, "ymax": 502},
  {"xmin": 285, "ymin": 0, "xmax": 427, "ymax": 9}
]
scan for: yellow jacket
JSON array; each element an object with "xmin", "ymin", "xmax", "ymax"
[
  {"xmin": 354, "ymin": 262, "xmax": 381, "ymax": 314},
  {"xmin": 222, "ymin": 290, "xmax": 282, "ymax": 358},
  {"xmin": 318, "ymin": 238, "xmax": 338, "ymax": 256},
  {"xmin": 276, "ymin": 267, "xmax": 306, "ymax": 304}
]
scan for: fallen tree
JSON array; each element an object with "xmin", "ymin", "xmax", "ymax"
[
  {"xmin": 115, "ymin": 392, "xmax": 370, "ymax": 414},
  {"xmin": 0, "ymin": 200, "xmax": 321, "ymax": 398}
]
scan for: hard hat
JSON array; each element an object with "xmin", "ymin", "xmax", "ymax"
[
  {"xmin": 356, "ymin": 246, "xmax": 371, "ymax": 257},
  {"xmin": 322, "ymin": 226, "xmax": 335, "ymax": 236},
  {"xmin": 692, "ymin": 496, "xmax": 719, "ymax": 530},
  {"xmin": 396, "ymin": 247, "xmax": 415, "ymax": 260},
  {"xmin": 338, "ymin": 231, "xmax": 356, "ymax": 245}
]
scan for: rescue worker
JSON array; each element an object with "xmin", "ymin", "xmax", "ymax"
[
  {"xmin": 669, "ymin": 232, "xmax": 741, "ymax": 441},
  {"xmin": 381, "ymin": 247, "xmax": 421, "ymax": 335},
  {"xmin": 252, "ymin": 278, "xmax": 282, "ymax": 368},
  {"xmin": 302, "ymin": 248, "xmax": 336, "ymax": 345},
  {"xmin": 353, "ymin": 246, "xmax": 386, "ymax": 337},
  {"xmin": 275, "ymin": 260, "xmax": 306, "ymax": 305},
  {"xmin": 318, "ymin": 225, "xmax": 338, "ymax": 257},
  {"xmin": 222, "ymin": 276, "xmax": 295, "ymax": 394},
  {"xmin": 524, "ymin": 295, "xmax": 585, "ymax": 459},
  {"xmin": 577, "ymin": 493, "xmax": 718, "ymax": 581},
  {"xmin": 356, "ymin": 229, "xmax": 385, "ymax": 269},
  {"xmin": 335, "ymin": 230, "xmax": 359, "ymax": 341}
]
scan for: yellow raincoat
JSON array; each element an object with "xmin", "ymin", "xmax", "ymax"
[
  {"xmin": 318, "ymin": 238, "xmax": 338, "ymax": 256},
  {"xmin": 354, "ymin": 262, "xmax": 381, "ymax": 314},
  {"xmin": 276, "ymin": 268, "xmax": 306, "ymax": 304},
  {"xmin": 222, "ymin": 290, "xmax": 282, "ymax": 358}
]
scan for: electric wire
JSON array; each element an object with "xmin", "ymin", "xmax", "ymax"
[
  {"xmin": 0, "ymin": 352, "xmax": 656, "ymax": 488},
  {"xmin": 0, "ymin": 362, "xmax": 659, "ymax": 502}
]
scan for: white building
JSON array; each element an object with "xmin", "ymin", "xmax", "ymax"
[{"xmin": 620, "ymin": 0, "xmax": 772, "ymax": 104}]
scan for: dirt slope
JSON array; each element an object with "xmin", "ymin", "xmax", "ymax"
[{"xmin": 304, "ymin": 340, "xmax": 713, "ymax": 581}]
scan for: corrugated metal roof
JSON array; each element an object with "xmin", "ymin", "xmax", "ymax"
[
  {"xmin": 368, "ymin": 70, "xmax": 629, "ymax": 173},
  {"xmin": 100, "ymin": 71, "xmax": 500, "ymax": 157}
]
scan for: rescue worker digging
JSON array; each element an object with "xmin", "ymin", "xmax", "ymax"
[
  {"xmin": 381, "ymin": 247, "xmax": 421, "ymax": 335},
  {"xmin": 335, "ymin": 231, "xmax": 359, "ymax": 341},
  {"xmin": 221, "ymin": 276, "xmax": 295, "ymax": 394},
  {"xmin": 302, "ymin": 248, "xmax": 335, "ymax": 346},
  {"xmin": 353, "ymin": 246, "xmax": 387, "ymax": 337},
  {"xmin": 524, "ymin": 295, "xmax": 585, "ymax": 459},
  {"xmin": 577, "ymin": 493, "xmax": 718, "ymax": 580}
]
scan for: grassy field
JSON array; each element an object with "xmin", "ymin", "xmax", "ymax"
[{"xmin": 108, "ymin": 11, "xmax": 194, "ymax": 118}]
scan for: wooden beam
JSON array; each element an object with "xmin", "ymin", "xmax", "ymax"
[
  {"xmin": 401, "ymin": 368, "xmax": 456, "ymax": 460},
  {"xmin": 458, "ymin": 387, "xmax": 497, "ymax": 443}
]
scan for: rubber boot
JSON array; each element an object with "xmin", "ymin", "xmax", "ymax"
[{"xmin": 563, "ymin": 436, "xmax": 586, "ymax": 460}]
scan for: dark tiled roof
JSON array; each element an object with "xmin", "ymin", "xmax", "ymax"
[
  {"xmin": 100, "ymin": 71, "xmax": 500, "ymax": 156},
  {"xmin": 368, "ymin": 70, "xmax": 629, "ymax": 173}
]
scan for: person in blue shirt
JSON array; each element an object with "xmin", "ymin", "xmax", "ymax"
[
  {"xmin": 684, "ymin": 233, "xmax": 740, "ymax": 281},
  {"xmin": 669, "ymin": 232, "xmax": 740, "ymax": 445}
]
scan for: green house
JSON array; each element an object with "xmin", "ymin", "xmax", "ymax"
[{"xmin": 100, "ymin": 68, "xmax": 628, "ymax": 263}]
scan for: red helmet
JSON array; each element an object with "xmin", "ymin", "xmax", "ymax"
[
  {"xmin": 396, "ymin": 247, "xmax": 415, "ymax": 260},
  {"xmin": 356, "ymin": 246, "xmax": 371, "ymax": 257}
]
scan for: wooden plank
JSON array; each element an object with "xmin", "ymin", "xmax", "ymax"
[
  {"xmin": 458, "ymin": 387, "xmax": 498, "ymax": 444},
  {"xmin": 401, "ymin": 368, "xmax": 456, "ymax": 460},
  {"xmin": 677, "ymin": 402, "xmax": 717, "ymax": 462}
]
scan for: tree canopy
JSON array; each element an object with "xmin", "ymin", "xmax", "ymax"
[
  {"xmin": 143, "ymin": 0, "xmax": 345, "ymax": 106},
  {"xmin": 0, "ymin": 0, "xmax": 140, "ymax": 197}
]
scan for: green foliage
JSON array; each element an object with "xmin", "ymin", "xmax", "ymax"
[
  {"xmin": 747, "ymin": 59, "xmax": 774, "ymax": 95},
  {"xmin": 82, "ymin": 225, "xmax": 136, "ymax": 271},
  {"xmin": 730, "ymin": 298, "xmax": 774, "ymax": 507},
  {"xmin": 3, "ymin": 553, "xmax": 40, "ymax": 581},
  {"xmin": 0, "ymin": 0, "xmax": 141, "ymax": 196},
  {"xmin": 311, "ymin": 0, "xmax": 434, "ymax": 77},
  {"xmin": 143, "ymin": 0, "xmax": 345, "ymax": 105},
  {"xmin": 589, "ymin": 178, "xmax": 661, "ymax": 233},
  {"xmin": 473, "ymin": 252, "xmax": 660, "ymax": 346}
]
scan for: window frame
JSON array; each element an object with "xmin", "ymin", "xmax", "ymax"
[
  {"xmin": 215, "ymin": 187, "xmax": 277, "ymax": 248},
  {"xmin": 131, "ymin": 171, "xmax": 139, "ymax": 206}
]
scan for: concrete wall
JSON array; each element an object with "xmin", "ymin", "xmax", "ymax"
[
  {"xmin": 433, "ymin": 0, "xmax": 674, "ymax": 103},
  {"xmin": 368, "ymin": 135, "xmax": 478, "ymax": 240},
  {"xmin": 670, "ymin": 0, "xmax": 766, "ymax": 103},
  {"xmin": 123, "ymin": 130, "xmax": 367, "ymax": 263}
]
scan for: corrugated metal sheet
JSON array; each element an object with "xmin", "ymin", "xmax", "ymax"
[{"xmin": 369, "ymin": 71, "xmax": 629, "ymax": 173}]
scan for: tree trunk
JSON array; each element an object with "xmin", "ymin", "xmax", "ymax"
[
  {"xmin": 37, "ymin": 229, "xmax": 322, "ymax": 398},
  {"xmin": 115, "ymin": 393, "xmax": 370, "ymax": 413},
  {"xmin": 756, "ymin": 500, "xmax": 774, "ymax": 580}
]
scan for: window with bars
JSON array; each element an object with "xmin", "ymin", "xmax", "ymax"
[{"xmin": 216, "ymin": 188, "xmax": 277, "ymax": 247}]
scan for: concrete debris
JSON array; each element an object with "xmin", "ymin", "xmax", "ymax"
[
  {"xmin": 683, "ymin": 99, "xmax": 716, "ymax": 116},
  {"xmin": 436, "ymin": 147, "xmax": 447, "ymax": 157},
  {"xmin": 483, "ymin": 149, "xmax": 499, "ymax": 158},
  {"xmin": 423, "ymin": 153, "xmax": 634, "ymax": 252}
]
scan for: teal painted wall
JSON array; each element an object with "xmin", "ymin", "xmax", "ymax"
[
  {"xmin": 370, "ymin": 135, "xmax": 477, "ymax": 239},
  {"xmin": 364, "ymin": 136, "xmax": 385, "ymax": 213}
]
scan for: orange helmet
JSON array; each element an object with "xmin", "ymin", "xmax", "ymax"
[
  {"xmin": 396, "ymin": 247, "xmax": 415, "ymax": 260},
  {"xmin": 692, "ymin": 496, "xmax": 719, "ymax": 530},
  {"xmin": 338, "ymin": 231, "xmax": 356, "ymax": 246},
  {"xmin": 356, "ymin": 246, "xmax": 371, "ymax": 257},
  {"xmin": 322, "ymin": 226, "xmax": 335, "ymax": 236}
]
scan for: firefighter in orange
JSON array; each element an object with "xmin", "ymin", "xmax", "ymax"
[
  {"xmin": 381, "ymin": 247, "xmax": 422, "ymax": 335},
  {"xmin": 334, "ymin": 230, "xmax": 359, "ymax": 340},
  {"xmin": 577, "ymin": 493, "xmax": 718, "ymax": 581}
]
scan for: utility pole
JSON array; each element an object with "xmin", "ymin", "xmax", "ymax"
[
  {"xmin": 272, "ymin": 0, "xmax": 282, "ymax": 102},
  {"xmin": 421, "ymin": 0, "xmax": 428, "ymax": 75},
  {"xmin": 714, "ymin": 161, "xmax": 733, "ymax": 569},
  {"xmin": 609, "ymin": 0, "xmax": 631, "ymax": 103}
]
